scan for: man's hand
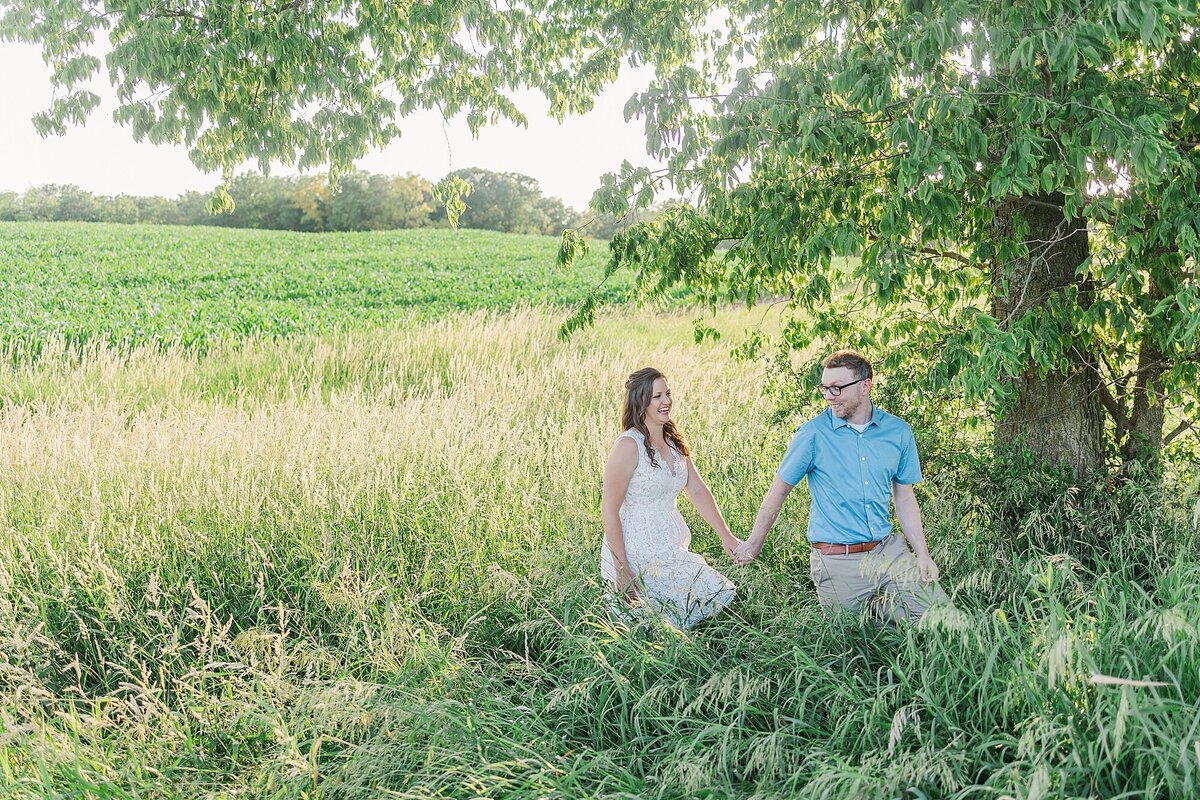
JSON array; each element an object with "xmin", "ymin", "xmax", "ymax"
[
  {"xmin": 734, "ymin": 538, "xmax": 763, "ymax": 565},
  {"xmin": 917, "ymin": 554, "xmax": 940, "ymax": 584}
]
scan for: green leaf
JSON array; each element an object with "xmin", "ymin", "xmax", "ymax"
[
  {"xmin": 433, "ymin": 175, "xmax": 472, "ymax": 229},
  {"xmin": 1140, "ymin": 8, "xmax": 1158, "ymax": 44},
  {"xmin": 692, "ymin": 317, "xmax": 721, "ymax": 343}
]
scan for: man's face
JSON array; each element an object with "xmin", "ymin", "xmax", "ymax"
[{"xmin": 820, "ymin": 366, "xmax": 870, "ymax": 419}]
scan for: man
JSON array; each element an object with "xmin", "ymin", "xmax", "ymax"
[{"xmin": 734, "ymin": 350, "xmax": 947, "ymax": 623}]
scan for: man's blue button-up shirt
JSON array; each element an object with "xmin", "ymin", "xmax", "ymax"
[{"xmin": 777, "ymin": 405, "xmax": 922, "ymax": 544}]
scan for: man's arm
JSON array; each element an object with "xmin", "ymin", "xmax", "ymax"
[
  {"xmin": 892, "ymin": 481, "xmax": 939, "ymax": 583},
  {"xmin": 734, "ymin": 477, "xmax": 794, "ymax": 564}
]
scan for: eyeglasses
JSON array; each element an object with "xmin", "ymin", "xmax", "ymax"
[{"xmin": 816, "ymin": 378, "xmax": 866, "ymax": 397}]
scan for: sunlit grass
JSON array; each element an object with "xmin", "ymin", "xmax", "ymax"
[{"xmin": 1, "ymin": 305, "xmax": 1197, "ymax": 799}]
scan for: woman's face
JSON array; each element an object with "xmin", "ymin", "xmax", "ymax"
[{"xmin": 642, "ymin": 377, "xmax": 673, "ymax": 426}]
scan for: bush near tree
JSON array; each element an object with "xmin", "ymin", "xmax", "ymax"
[
  {"xmin": 0, "ymin": 191, "xmax": 19, "ymax": 221},
  {"xmin": 434, "ymin": 167, "xmax": 579, "ymax": 236},
  {"xmin": 322, "ymin": 172, "xmax": 438, "ymax": 232},
  {"xmin": 96, "ymin": 194, "xmax": 140, "ymax": 224},
  {"xmin": 204, "ymin": 173, "xmax": 305, "ymax": 231}
]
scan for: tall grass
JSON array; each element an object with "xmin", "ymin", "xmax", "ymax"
[{"xmin": 1, "ymin": 306, "xmax": 1197, "ymax": 799}]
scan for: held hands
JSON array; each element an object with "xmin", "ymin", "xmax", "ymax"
[
  {"xmin": 720, "ymin": 531, "xmax": 744, "ymax": 558},
  {"xmin": 733, "ymin": 537, "xmax": 763, "ymax": 566}
]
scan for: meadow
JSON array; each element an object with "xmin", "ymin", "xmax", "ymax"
[{"xmin": 0, "ymin": 224, "xmax": 1199, "ymax": 800}]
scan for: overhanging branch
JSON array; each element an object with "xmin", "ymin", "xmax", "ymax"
[
  {"xmin": 1163, "ymin": 419, "xmax": 1196, "ymax": 446},
  {"xmin": 863, "ymin": 234, "xmax": 972, "ymax": 267}
]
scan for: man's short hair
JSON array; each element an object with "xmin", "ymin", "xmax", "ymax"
[{"xmin": 822, "ymin": 350, "xmax": 873, "ymax": 381}]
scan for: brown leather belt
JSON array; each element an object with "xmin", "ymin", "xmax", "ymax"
[{"xmin": 811, "ymin": 540, "xmax": 885, "ymax": 555}]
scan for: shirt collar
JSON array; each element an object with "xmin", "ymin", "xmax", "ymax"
[{"xmin": 828, "ymin": 404, "xmax": 884, "ymax": 430}]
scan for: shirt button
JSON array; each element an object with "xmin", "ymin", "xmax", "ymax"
[
  {"xmin": 861, "ymin": 457, "xmax": 866, "ymax": 461},
  {"xmin": 864, "ymin": 480, "xmax": 869, "ymax": 484}
]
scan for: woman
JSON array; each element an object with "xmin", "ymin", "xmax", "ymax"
[{"xmin": 599, "ymin": 367, "xmax": 740, "ymax": 629}]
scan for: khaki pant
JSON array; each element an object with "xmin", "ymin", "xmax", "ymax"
[{"xmin": 809, "ymin": 534, "xmax": 948, "ymax": 624}]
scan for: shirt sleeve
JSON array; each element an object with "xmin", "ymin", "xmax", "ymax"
[
  {"xmin": 777, "ymin": 423, "xmax": 816, "ymax": 485},
  {"xmin": 895, "ymin": 425, "xmax": 923, "ymax": 484}
]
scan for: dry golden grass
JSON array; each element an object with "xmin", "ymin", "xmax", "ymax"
[{"xmin": 0, "ymin": 306, "xmax": 778, "ymax": 529}]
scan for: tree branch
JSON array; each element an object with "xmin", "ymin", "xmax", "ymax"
[
  {"xmin": 149, "ymin": 6, "xmax": 206, "ymax": 23},
  {"xmin": 1099, "ymin": 349, "xmax": 1131, "ymax": 410},
  {"xmin": 1094, "ymin": 379, "xmax": 1132, "ymax": 441},
  {"xmin": 862, "ymin": 233, "xmax": 972, "ymax": 267},
  {"xmin": 1163, "ymin": 419, "xmax": 1195, "ymax": 446},
  {"xmin": 914, "ymin": 246, "xmax": 973, "ymax": 267}
]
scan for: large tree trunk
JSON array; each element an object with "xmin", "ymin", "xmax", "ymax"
[{"xmin": 990, "ymin": 194, "xmax": 1106, "ymax": 476}]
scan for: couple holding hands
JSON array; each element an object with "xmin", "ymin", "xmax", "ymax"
[{"xmin": 599, "ymin": 350, "xmax": 948, "ymax": 630}]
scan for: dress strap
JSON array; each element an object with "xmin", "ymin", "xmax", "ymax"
[{"xmin": 617, "ymin": 429, "xmax": 646, "ymax": 464}]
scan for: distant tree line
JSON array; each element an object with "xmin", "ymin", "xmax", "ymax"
[{"xmin": 0, "ymin": 168, "xmax": 653, "ymax": 240}]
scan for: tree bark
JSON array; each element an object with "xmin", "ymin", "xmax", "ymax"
[{"xmin": 991, "ymin": 194, "xmax": 1106, "ymax": 475}]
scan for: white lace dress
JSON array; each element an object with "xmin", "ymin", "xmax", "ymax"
[{"xmin": 600, "ymin": 429, "xmax": 736, "ymax": 629}]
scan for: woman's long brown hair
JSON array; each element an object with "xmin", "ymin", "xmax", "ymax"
[{"xmin": 620, "ymin": 367, "xmax": 691, "ymax": 468}]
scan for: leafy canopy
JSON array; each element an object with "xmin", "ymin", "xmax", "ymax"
[
  {"xmin": 578, "ymin": 0, "xmax": 1199, "ymax": 459},
  {"xmin": 1, "ymin": 0, "xmax": 702, "ymax": 210}
]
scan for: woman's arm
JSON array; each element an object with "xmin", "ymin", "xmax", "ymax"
[
  {"xmin": 683, "ymin": 458, "xmax": 742, "ymax": 556},
  {"xmin": 601, "ymin": 437, "xmax": 640, "ymax": 599}
]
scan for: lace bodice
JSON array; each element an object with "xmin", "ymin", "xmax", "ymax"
[{"xmin": 618, "ymin": 428, "xmax": 688, "ymax": 508}]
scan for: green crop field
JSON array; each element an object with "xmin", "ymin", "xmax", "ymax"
[
  {"xmin": 0, "ymin": 222, "xmax": 625, "ymax": 350},
  {"xmin": 0, "ymin": 223, "xmax": 1198, "ymax": 800}
]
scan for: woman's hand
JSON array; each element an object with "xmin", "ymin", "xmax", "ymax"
[
  {"xmin": 721, "ymin": 533, "xmax": 744, "ymax": 558},
  {"xmin": 620, "ymin": 581, "xmax": 640, "ymax": 604}
]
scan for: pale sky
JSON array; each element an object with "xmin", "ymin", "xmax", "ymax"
[{"xmin": 0, "ymin": 42, "xmax": 666, "ymax": 211}]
